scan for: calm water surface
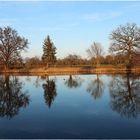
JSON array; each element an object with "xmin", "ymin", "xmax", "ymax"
[{"xmin": 0, "ymin": 74, "xmax": 140, "ymax": 138}]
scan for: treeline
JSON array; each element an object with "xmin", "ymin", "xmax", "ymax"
[
  {"xmin": 0, "ymin": 23, "xmax": 140, "ymax": 70},
  {"xmin": 9, "ymin": 53, "xmax": 140, "ymax": 69}
]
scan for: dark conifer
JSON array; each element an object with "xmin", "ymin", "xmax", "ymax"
[{"xmin": 42, "ymin": 35, "xmax": 56, "ymax": 67}]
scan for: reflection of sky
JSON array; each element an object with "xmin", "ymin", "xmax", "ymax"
[
  {"xmin": 0, "ymin": 75, "xmax": 140, "ymax": 138},
  {"xmin": 0, "ymin": 1, "xmax": 140, "ymax": 58}
]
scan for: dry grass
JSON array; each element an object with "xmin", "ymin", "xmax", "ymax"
[{"xmin": 1, "ymin": 66, "xmax": 140, "ymax": 75}]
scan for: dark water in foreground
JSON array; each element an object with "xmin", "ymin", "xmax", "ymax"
[{"xmin": 0, "ymin": 74, "xmax": 140, "ymax": 139}]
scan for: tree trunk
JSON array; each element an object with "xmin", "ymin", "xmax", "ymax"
[
  {"xmin": 96, "ymin": 57, "xmax": 100, "ymax": 67},
  {"xmin": 126, "ymin": 73, "xmax": 133, "ymax": 102},
  {"xmin": 4, "ymin": 63, "xmax": 8, "ymax": 72},
  {"xmin": 45, "ymin": 63, "xmax": 48, "ymax": 69},
  {"xmin": 127, "ymin": 46, "xmax": 132, "ymax": 70}
]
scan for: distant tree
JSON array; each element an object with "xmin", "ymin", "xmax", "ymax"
[
  {"xmin": 42, "ymin": 36, "xmax": 56, "ymax": 68},
  {"xmin": 64, "ymin": 54, "xmax": 82, "ymax": 66},
  {"xmin": 109, "ymin": 23, "xmax": 140, "ymax": 69},
  {"xmin": 132, "ymin": 53, "xmax": 140, "ymax": 66},
  {"xmin": 56, "ymin": 56, "xmax": 89, "ymax": 66},
  {"xmin": 114, "ymin": 54, "xmax": 126, "ymax": 65},
  {"xmin": 0, "ymin": 26, "xmax": 28, "ymax": 71},
  {"xmin": 87, "ymin": 42, "xmax": 104, "ymax": 67},
  {"xmin": 25, "ymin": 56, "xmax": 41, "ymax": 68},
  {"xmin": 105, "ymin": 55, "xmax": 114, "ymax": 65}
]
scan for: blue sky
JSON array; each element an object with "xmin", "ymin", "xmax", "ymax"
[{"xmin": 0, "ymin": 1, "xmax": 140, "ymax": 59}]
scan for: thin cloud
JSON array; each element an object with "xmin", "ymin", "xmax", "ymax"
[
  {"xmin": 83, "ymin": 12, "xmax": 121, "ymax": 22},
  {"xmin": 41, "ymin": 27, "xmax": 71, "ymax": 32},
  {"xmin": 39, "ymin": 23, "xmax": 79, "ymax": 32},
  {"xmin": 25, "ymin": 23, "xmax": 79, "ymax": 32},
  {"xmin": 124, "ymin": 2, "xmax": 140, "ymax": 9},
  {"xmin": 0, "ymin": 18, "xmax": 16, "ymax": 26}
]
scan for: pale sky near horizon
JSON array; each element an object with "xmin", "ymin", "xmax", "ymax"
[{"xmin": 0, "ymin": 1, "xmax": 140, "ymax": 59}]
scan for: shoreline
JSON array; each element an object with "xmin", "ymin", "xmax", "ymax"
[{"xmin": 0, "ymin": 67, "xmax": 140, "ymax": 75}]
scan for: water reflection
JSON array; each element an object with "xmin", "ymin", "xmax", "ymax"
[
  {"xmin": 0, "ymin": 75, "xmax": 29, "ymax": 118},
  {"xmin": 87, "ymin": 74, "xmax": 104, "ymax": 100},
  {"xmin": 110, "ymin": 73, "xmax": 140, "ymax": 118},
  {"xmin": 34, "ymin": 76, "xmax": 41, "ymax": 88},
  {"xmin": 64, "ymin": 75, "xmax": 83, "ymax": 88},
  {"xmin": 42, "ymin": 77, "xmax": 57, "ymax": 108}
]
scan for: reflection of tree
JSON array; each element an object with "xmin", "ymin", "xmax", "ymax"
[
  {"xmin": 87, "ymin": 74, "xmax": 104, "ymax": 99},
  {"xmin": 34, "ymin": 76, "xmax": 41, "ymax": 88},
  {"xmin": 42, "ymin": 78, "xmax": 57, "ymax": 108},
  {"xmin": 25, "ymin": 76, "xmax": 31, "ymax": 82},
  {"xmin": 34, "ymin": 75, "xmax": 53, "ymax": 88},
  {"xmin": 0, "ymin": 75, "xmax": 29, "ymax": 119},
  {"xmin": 110, "ymin": 73, "xmax": 140, "ymax": 118},
  {"xmin": 64, "ymin": 75, "xmax": 83, "ymax": 88}
]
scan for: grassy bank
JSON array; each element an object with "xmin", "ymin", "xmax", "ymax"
[{"xmin": 1, "ymin": 66, "xmax": 140, "ymax": 75}]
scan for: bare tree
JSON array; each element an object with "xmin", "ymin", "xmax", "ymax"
[
  {"xmin": 109, "ymin": 23, "xmax": 140, "ymax": 69},
  {"xmin": 63, "ymin": 54, "xmax": 82, "ymax": 66},
  {"xmin": 87, "ymin": 42, "xmax": 103, "ymax": 66},
  {"xmin": 0, "ymin": 26, "xmax": 28, "ymax": 71},
  {"xmin": 25, "ymin": 56, "xmax": 41, "ymax": 68}
]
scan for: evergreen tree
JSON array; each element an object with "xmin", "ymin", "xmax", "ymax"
[{"xmin": 42, "ymin": 36, "xmax": 56, "ymax": 67}]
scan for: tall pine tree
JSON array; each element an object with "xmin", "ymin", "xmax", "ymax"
[{"xmin": 42, "ymin": 36, "xmax": 56, "ymax": 67}]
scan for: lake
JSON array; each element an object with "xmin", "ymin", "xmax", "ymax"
[{"xmin": 0, "ymin": 73, "xmax": 140, "ymax": 139}]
